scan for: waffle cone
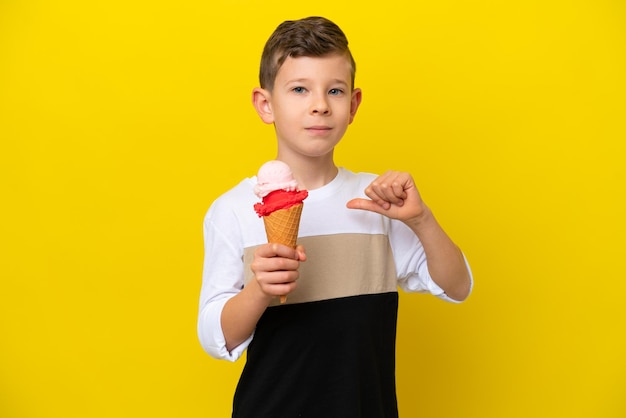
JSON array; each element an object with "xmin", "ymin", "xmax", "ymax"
[
  {"xmin": 263, "ymin": 203, "xmax": 303, "ymax": 304},
  {"xmin": 262, "ymin": 203, "xmax": 303, "ymax": 249}
]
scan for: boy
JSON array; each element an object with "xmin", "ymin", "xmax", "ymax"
[{"xmin": 198, "ymin": 16, "xmax": 472, "ymax": 418}]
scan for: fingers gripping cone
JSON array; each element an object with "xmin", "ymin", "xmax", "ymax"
[{"xmin": 262, "ymin": 203, "xmax": 304, "ymax": 303}]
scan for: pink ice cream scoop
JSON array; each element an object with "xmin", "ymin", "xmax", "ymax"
[{"xmin": 254, "ymin": 160, "xmax": 308, "ymax": 217}]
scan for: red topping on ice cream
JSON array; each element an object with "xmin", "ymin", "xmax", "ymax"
[
  {"xmin": 254, "ymin": 189, "xmax": 309, "ymax": 216},
  {"xmin": 253, "ymin": 160, "xmax": 308, "ymax": 217}
]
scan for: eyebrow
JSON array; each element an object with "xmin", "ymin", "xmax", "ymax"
[{"xmin": 285, "ymin": 78, "xmax": 349, "ymax": 86}]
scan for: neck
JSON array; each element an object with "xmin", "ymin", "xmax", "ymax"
[{"xmin": 276, "ymin": 153, "xmax": 338, "ymax": 191}]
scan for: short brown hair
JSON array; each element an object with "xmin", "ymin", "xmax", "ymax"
[{"xmin": 259, "ymin": 16, "xmax": 356, "ymax": 91}]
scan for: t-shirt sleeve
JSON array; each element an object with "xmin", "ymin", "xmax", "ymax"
[
  {"xmin": 390, "ymin": 219, "xmax": 473, "ymax": 303},
  {"xmin": 197, "ymin": 201, "xmax": 253, "ymax": 361}
]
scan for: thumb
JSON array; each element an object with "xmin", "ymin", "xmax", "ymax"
[{"xmin": 346, "ymin": 198, "xmax": 385, "ymax": 214}]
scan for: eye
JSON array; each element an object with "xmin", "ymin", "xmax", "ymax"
[
  {"xmin": 328, "ymin": 88, "xmax": 344, "ymax": 96},
  {"xmin": 292, "ymin": 86, "xmax": 306, "ymax": 94}
]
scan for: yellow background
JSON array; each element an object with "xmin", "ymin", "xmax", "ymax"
[{"xmin": 1, "ymin": 0, "xmax": 625, "ymax": 417}]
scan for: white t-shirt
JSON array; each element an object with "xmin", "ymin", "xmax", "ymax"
[{"xmin": 197, "ymin": 168, "xmax": 472, "ymax": 362}]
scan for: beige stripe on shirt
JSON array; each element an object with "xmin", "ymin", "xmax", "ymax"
[{"xmin": 243, "ymin": 233, "xmax": 398, "ymax": 306}]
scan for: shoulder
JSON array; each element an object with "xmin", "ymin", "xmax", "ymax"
[
  {"xmin": 339, "ymin": 168, "xmax": 378, "ymax": 192},
  {"xmin": 202, "ymin": 176, "xmax": 268, "ymax": 250},
  {"xmin": 341, "ymin": 167, "xmax": 377, "ymax": 180},
  {"xmin": 205, "ymin": 177, "xmax": 257, "ymax": 222}
]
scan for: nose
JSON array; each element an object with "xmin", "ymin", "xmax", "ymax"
[{"xmin": 310, "ymin": 94, "xmax": 331, "ymax": 115}]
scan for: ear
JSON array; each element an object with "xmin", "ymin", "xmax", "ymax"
[
  {"xmin": 348, "ymin": 88, "xmax": 362, "ymax": 124},
  {"xmin": 252, "ymin": 87, "xmax": 274, "ymax": 124}
]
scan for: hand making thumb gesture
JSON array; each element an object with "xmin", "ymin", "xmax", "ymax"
[{"xmin": 346, "ymin": 170, "xmax": 429, "ymax": 225}]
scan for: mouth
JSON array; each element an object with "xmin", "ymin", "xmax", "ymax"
[{"xmin": 306, "ymin": 126, "xmax": 332, "ymax": 133}]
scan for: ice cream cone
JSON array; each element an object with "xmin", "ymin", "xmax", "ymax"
[
  {"xmin": 262, "ymin": 203, "xmax": 303, "ymax": 249},
  {"xmin": 262, "ymin": 203, "xmax": 304, "ymax": 304},
  {"xmin": 254, "ymin": 160, "xmax": 308, "ymax": 305}
]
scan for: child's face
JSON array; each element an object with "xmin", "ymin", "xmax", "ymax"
[{"xmin": 263, "ymin": 54, "xmax": 361, "ymax": 160}]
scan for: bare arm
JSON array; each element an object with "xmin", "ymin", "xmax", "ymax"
[
  {"xmin": 347, "ymin": 171, "xmax": 471, "ymax": 301},
  {"xmin": 220, "ymin": 243, "xmax": 306, "ymax": 352},
  {"xmin": 402, "ymin": 207, "xmax": 471, "ymax": 301}
]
